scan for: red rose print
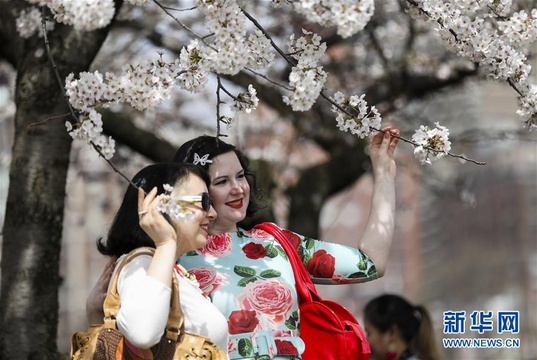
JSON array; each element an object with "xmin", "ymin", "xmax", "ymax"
[
  {"xmin": 275, "ymin": 340, "xmax": 299, "ymax": 356},
  {"xmin": 306, "ymin": 249, "xmax": 335, "ymax": 278},
  {"xmin": 332, "ymin": 273, "xmax": 353, "ymax": 284},
  {"xmin": 237, "ymin": 280, "xmax": 293, "ymax": 326},
  {"xmin": 201, "ymin": 233, "xmax": 232, "ymax": 257},
  {"xmin": 242, "ymin": 242, "xmax": 267, "ymax": 259},
  {"xmin": 245, "ymin": 228, "xmax": 274, "ymax": 241},
  {"xmin": 228, "ymin": 310, "xmax": 259, "ymax": 334},
  {"xmin": 282, "ymin": 229, "xmax": 301, "ymax": 250},
  {"xmin": 188, "ymin": 267, "xmax": 227, "ymax": 296}
]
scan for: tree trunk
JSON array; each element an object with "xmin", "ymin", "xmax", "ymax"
[{"xmin": 0, "ymin": 2, "xmax": 120, "ymax": 357}]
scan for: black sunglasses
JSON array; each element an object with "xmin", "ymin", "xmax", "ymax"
[{"xmin": 178, "ymin": 192, "xmax": 212, "ymax": 212}]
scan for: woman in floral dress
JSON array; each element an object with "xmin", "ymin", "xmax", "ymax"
[{"xmin": 174, "ymin": 127, "xmax": 399, "ymax": 359}]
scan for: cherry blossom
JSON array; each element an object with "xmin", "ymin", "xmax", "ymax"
[
  {"xmin": 412, "ymin": 122, "xmax": 451, "ymax": 165},
  {"xmin": 156, "ymin": 184, "xmax": 199, "ymax": 222},
  {"xmin": 331, "ymin": 91, "xmax": 381, "ymax": 139},
  {"xmin": 232, "ymin": 85, "xmax": 259, "ymax": 114},
  {"xmin": 18, "ymin": 0, "xmax": 537, "ymax": 166},
  {"xmin": 283, "ymin": 30, "xmax": 327, "ymax": 111}
]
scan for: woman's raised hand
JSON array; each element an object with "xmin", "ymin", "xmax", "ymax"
[
  {"xmin": 138, "ymin": 187, "xmax": 177, "ymax": 248},
  {"xmin": 369, "ymin": 125, "xmax": 400, "ymax": 179}
]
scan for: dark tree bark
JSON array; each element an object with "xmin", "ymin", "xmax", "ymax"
[
  {"xmin": 101, "ymin": 109, "xmax": 177, "ymax": 162},
  {"xmin": 0, "ymin": 2, "xmax": 120, "ymax": 358}
]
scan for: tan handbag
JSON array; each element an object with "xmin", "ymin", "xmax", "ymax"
[{"xmin": 70, "ymin": 247, "xmax": 227, "ymax": 360}]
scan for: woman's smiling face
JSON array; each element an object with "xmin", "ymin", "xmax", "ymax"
[
  {"xmin": 207, "ymin": 151, "xmax": 250, "ymax": 233},
  {"xmin": 170, "ymin": 174, "xmax": 217, "ymax": 255}
]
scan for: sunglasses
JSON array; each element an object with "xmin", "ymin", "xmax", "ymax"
[{"xmin": 178, "ymin": 192, "xmax": 212, "ymax": 212}]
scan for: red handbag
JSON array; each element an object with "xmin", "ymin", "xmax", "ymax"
[{"xmin": 254, "ymin": 222, "xmax": 370, "ymax": 360}]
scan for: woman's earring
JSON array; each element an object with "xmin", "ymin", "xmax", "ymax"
[{"xmin": 385, "ymin": 343, "xmax": 398, "ymax": 359}]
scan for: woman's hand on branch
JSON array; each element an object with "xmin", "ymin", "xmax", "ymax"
[{"xmin": 369, "ymin": 125, "xmax": 399, "ymax": 179}]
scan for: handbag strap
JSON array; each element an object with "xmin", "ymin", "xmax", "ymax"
[
  {"xmin": 254, "ymin": 222, "xmax": 317, "ymax": 303},
  {"xmin": 167, "ymin": 272, "xmax": 183, "ymax": 341},
  {"xmin": 103, "ymin": 246, "xmax": 183, "ymax": 342}
]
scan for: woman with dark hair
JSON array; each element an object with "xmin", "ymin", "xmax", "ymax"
[
  {"xmin": 89, "ymin": 129, "xmax": 399, "ymax": 359},
  {"xmin": 91, "ymin": 162, "xmax": 229, "ymax": 353},
  {"xmin": 173, "ymin": 135, "xmax": 262, "ymax": 219},
  {"xmin": 363, "ymin": 294, "xmax": 440, "ymax": 360},
  {"xmin": 170, "ymin": 129, "xmax": 399, "ymax": 359}
]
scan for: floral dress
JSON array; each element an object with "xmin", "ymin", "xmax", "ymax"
[{"xmin": 178, "ymin": 226, "xmax": 377, "ymax": 359}]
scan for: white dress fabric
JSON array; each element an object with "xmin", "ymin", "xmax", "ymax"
[{"xmin": 111, "ymin": 254, "xmax": 229, "ymax": 354}]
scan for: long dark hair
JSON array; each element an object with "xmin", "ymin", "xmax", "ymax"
[
  {"xmin": 364, "ymin": 294, "xmax": 440, "ymax": 360},
  {"xmin": 174, "ymin": 135, "xmax": 261, "ymax": 217},
  {"xmin": 97, "ymin": 162, "xmax": 211, "ymax": 258}
]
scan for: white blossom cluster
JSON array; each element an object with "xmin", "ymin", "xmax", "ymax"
[
  {"xmin": 16, "ymin": 7, "xmax": 54, "ymax": 39},
  {"xmin": 498, "ymin": 9, "xmax": 537, "ymax": 47},
  {"xmin": 176, "ymin": 40, "xmax": 214, "ymax": 94},
  {"xmin": 65, "ymin": 57, "xmax": 182, "ymax": 111},
  {"xmin": 20, "ymin": 0, "xmax": 537, "ymax": 165},
  {"xmin": 246, "ymin": 30, "xmax": 276, "ymax": 70},
  {"xmin": 283, "ymin": 30, "xmax": 327, "ymax": 111},
  {"xmin": 411, "ymin": 122, "xmax": 451, "ymax": 165},
  {"xmin": 406, "ymin": 0, "xmax": 537, "ymax": 129},
  {"xmin": 292, "ymin": 0, "xmax": 375, "ymax": 39},
  {"xmin": 331, "ymin": 91, "xmax": 382, "ymax": 139},
  {"xmin": 156, "ymin": 184, "xmax": 199, "ymax": 222},
  {"xmin": 516, "ymin": 83, "xmax": 537, "ymax": 131},
  {"xmin": 65, "ymin": 109, "xmax": 115, "ymax": 159},
  {"xmin": 64, "ymin": 55, "xmax": 183, "ymax": 158},
  {"xmin": 196, "ymin": 0, "xmax": 248, "ymax": 75},
  {"xmin": 232, "ymin": 85, "xmax": 259, "ymax": 114},
  {"xmin": 16, "ymin": 0, "xmax": 149, "ymax": 36},
  {"xmin": 196, "ymin": 1, "xmax": 276, "ymax": 74}
]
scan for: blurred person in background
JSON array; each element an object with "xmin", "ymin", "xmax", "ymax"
[{"xmin": 363, "ymin": 294, "xmax": 440, "ymax": 360}]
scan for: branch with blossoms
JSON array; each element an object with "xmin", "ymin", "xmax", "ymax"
[
  {"xmin": 39, "ymin": 10, "xmax": 138, "ymax": 188},
  {"xmin": 326, "ymin": 92, "xmax": 485, "ymax": 165},
  {"xmin": 19, "ymin": 0, "xmax": 522, "ymax": 168},
  {"xmin": 216, "ymin": 77, "xmax": 259, "ymax": 136},
  {"xmin": 40, "ymin": 13, "xmax": 202, "ymax": 221},
  {"xmin": 404, "ymin": 0, "xmax": 537, "ymax": 132},
  {"xmin": 242, "ymin": 10, "xmax": 485, "ymax": 165},
  {"xmin": 157, "ymin": 184, "xmax": 201, "ymax": 222}
]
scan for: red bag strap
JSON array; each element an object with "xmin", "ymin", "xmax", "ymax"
[
  {"xmin": 254, "ymin": 222, "xmax": 317, "ymax": 303},
  {"xmin": 255, "ymin": 223, "xmax": 372, "ymax": 356}
]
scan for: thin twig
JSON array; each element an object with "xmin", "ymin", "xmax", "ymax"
[
  {"xmin": 404, "ymin": 1, "xmax": 525, "ymax": 103},
  {"xmin": 152, "ymin": 0, "xmax": 210, "ymax": 47},
  {"xmin": 507, "ymin": 78, "xmax": 524, "ymax": 97},
  {"xmin": 241, "ymin": 9, "xmax": 296, "ymax": 66},
  {"xmin": 245, "ymin": 68, "xmax": 294, "ymax": 91},
  {"xmin": 41, "ymin": 8, "xmax": 79, "ymax": 122},
  {"xmin": 320, "ymin": 90, "xmax": 486, "ymax": 165},
  {"xmin": 216, "ymin": 76, "xmax": 223, "ymax": 137},
  {"xmin": 232, "ymin": 4, "xmax": 488, "ymax": 165},
  {"xmin": 219, "ymin": 82, "xmax": 237, "ymax": 100},
  {"xmin": 41, "ymin": 7, "xmax": 140, "ymax": 188},
  {"xmin": 90, "ymin": 143, "xmax": 141, "ymax": 189},
  {"xmin": 158, "ymin": 4, "xmax": 197, "ymax": 12},
  {"xmin": 26, "ymin": 112, "xmax": 70, "ymax": 131}
]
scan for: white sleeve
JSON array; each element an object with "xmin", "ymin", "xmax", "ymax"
[{"xmin": 114, "ymin": 255, "xmax": 172, "ymax": 349}]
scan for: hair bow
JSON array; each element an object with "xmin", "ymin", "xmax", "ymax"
[{"xmin": 193, "ymin": 153, "xmax": 212, "ymax": 166}]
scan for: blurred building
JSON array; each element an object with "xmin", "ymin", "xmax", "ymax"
[{"xmin": 317, "ymin": 82, "xmax": 537, "ymax": 360}]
